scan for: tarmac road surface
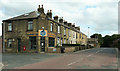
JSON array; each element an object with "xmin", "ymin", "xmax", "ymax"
[{"xmin": 11, "ymin": 48, "xmax": 118, "ymax": 69}]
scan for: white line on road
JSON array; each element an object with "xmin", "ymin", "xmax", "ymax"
[{"xmin": 68, "ymin": 48, "xmax": 105, "ymax": 66}]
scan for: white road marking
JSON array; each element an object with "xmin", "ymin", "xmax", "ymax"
[
  {"xmin": 0, "ymin": 63, "xmax": 4, "ymax": 69},
  {"xmin": 68, "ymin": 48, "xmax": 105, "ymax": 66},
  {"xmin": 68, "ymin": 59, "xmax": 83, "ymax": 66}
]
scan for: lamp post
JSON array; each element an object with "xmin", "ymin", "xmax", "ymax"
[
  {"xmin": 88, "ymin": 27, "xmax": 90, "ymax": 38},
  {"xmin": 87, "ymin": 27, "xmax": 90, "ymax": 48}
]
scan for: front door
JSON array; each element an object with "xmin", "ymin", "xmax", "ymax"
[
  {"xmin": 18, "ymin": 39, "xmax": 21, "ymax": 52},
  {"xmin": 40, "ymin": 37, "xmax": 45, "ymax": 52}
]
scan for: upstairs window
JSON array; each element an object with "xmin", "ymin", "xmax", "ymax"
[
  {"xmin": 50, "ymin": 23, "xmax": 53, "ymax": 32},
  {"xmin": 57, "ymin": 37, "xmax": 60, "ymax": 46},
  {"xmin": 64, "ymin": 38, "xmax": 66, "ymax": 44},
  {"xmin": 28, "ymin": 21, "xmax": 33, "ymax": 31},
  {"xmin": 68, "ymin": 30, "xmax": 71, "ymax": 37},
  {"xmin": 73, "ymin": 32, "xmax": 75, "ymax": 38},
  {"xmin": 64, "ymin": 27, "xmax": 66, "ymax": 35},
  {"xmin": 58, "ymin": 25, "xmax": 60, "ymax": 33},
  {"xmin": 76, "ymin": 33, "xmax": 78, "ymax": 39},
  {"xmin": 8, "ymin": 23, "xmax": 12, "ymax": 31}
]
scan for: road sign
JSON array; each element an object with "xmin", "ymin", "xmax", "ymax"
[{"xmin": 38, "ymin": 30, "xmax": 47, "ymax": 36}]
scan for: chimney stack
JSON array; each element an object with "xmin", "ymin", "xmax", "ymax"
[
  {"xmin": 64, "ymin": 21, "xmax": 68, "ymax": 26},
  {"xmin": 53, "ymin": 16, "xmax": 58, "ymax": 21},
  {"xmin": 49, "ymin": 10, "xmax": 52, "ymax": 18},
  {"xmin": 72, "ymin": 24, "xmax": 75, "ymax": 27},
  {"xmin": 59, "ymin": 17, "xmax": 63, "ymax": 24},
  {"xmin": 37, "ymin": 4, "xmax": 44, "ymax": 13},
  {"xmin": 68, "ymin": 23, "xmax": 72, "ymax": 27}
]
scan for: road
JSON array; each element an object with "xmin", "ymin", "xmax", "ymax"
[{"xmin": 2, "ymin": 48, "xmax": 118, "ymax": 70}]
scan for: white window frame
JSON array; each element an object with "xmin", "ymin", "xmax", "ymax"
[
  {"xmin": 28, "ymin": 21, "xmax": 33, "ymax": 30},
  {"xmin": 57, "ymin": 37, "xmax": 60, "ymax": 46},
  {"xmin": 64, "ymin": 39, "xmax": 66, "ymax": 44},
  {"xmin": 64, "ymin": 27, "xmax": 66, "ymax": 35},
  {"xmin": 8, "ymin": 39, "xmax": 12, "ymax": 48},
  {"xmin": 50, "ymin": 23, "xmax": 53, "ymax": 32},
  {"xmin": 69, "ymin": 30, "xmax": 71, "ymax": 37},
  {"xmin": 58, "ymin": 25, "xmax": 60, "ymax": 33},
  {"xmin": 8, "ymin": 23, "xmax": 12, "ymax": 31}
]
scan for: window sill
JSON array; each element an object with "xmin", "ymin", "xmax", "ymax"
[
  {"xmin": 27, "ymin": 30, "xmax": 33, "ymax": 31},
  {"xmin": 7, "ymin": 31, "xmax": 12, "ymax": 32}
]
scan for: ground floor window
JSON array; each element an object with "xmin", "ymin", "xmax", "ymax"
[
  {"xmin": 49, "ymin": 37, "xmax": 55, "ymax": 47},
  {"xmin": 29, "ymin": 36, "xmax": 36, "ymax": 49},
  {"xmin": 7, "ymin": 39, "xmax": 12, "ymax": 48}
]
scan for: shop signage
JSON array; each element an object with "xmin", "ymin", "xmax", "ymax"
[
  {"xmin": 47, "ymin": 33, "xmax": 56, "ymax": 37},
  {"xmin": 38, "ymin": 30, "xmax": 47, "ymax": 36},
  {"xmin": 27, "ymin": 32, "xmax": 38, "ymax": 36}
]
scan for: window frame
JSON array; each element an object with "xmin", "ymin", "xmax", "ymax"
[
  {"xmin": 58, "ymin": 25, "xmax": 60, "ymax": 33},
  {"xmin": 29, "ymin": 36, "xmax": 36, "ymax": 49},
  {"xmin": 64, "ymin": 27, "xmax": 66, "ymax": 36},
  {"xmin": 28, "ymin": 20, "xmax": 33, "ymax": 31},
  {"xmin": 8, "ymin": 22, "xmax": 12, "ymax": 32},
  {"xmin": 50, "ymin": 23, "xmax": 53, "ymax": 32},
  {"xmin": 49, "ymin": 37, "xmax": 55, "ymax": 47},
  {"xmin": 7, "ymin": 39, "xmax": 13, "ymax": 48}
]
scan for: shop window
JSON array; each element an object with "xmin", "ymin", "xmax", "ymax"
[
  {"xmin": 8, "ymin": 23, "xmax": 12, "ymax": 31},
  {"xmin": 49, "ymin": 37, "xmax": 55, "ymax": 47},
  {"xmin": 28, "ymin": 21, "xmax": 33, "ymax": 31},
  {"xmin": 29, "ymin": 36, "xmax": 36, "ymax": 49},
  {"xmin": 8, "ymin": 39, "xmax": 12, "ymax": 48}
]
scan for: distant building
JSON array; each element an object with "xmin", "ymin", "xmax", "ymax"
[
  {"xmin": 2, "ymin": 5, "xmax": 87, "ymax": 53},
  {"xmin": 87, "ymin": 38, "xmax": 98, "ymax": 47}
]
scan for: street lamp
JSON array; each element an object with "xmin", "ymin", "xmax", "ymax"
[
  {"xmin": 88, "ymin": 27, "xmax": 90, "ymax": 38},
  {"xmin": 87, "ymin": 27, "xmax": 90, "ymax": 48}
]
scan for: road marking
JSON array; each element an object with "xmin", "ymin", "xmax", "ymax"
[
  {"xmin": 0, "ymin": 63, "xmax": 4, "ymax": 69},
  {"xmin": 68, "ymin": 62, "xmax": 77, "ymax": 66},
  {"xmin": 87, "ymin": 54, "xmax": 94, "ymax": 57},
  {"xmin": 68, "ymin": 59, "xmax": 83, "ymax": 66},
  {"xmin": 74, "ymin": 48, "xmax": 95, "ymax": 53}
]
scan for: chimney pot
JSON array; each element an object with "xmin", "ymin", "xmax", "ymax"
[
  {"xmin": 39, "ymin": 5, "xmax": 40, "ymax": 8},
  {"xmin": 54, "ymin": 16, "xmax": 58, "ymax": 21},
  {"xmin": 42, "ymin": 4, "xmax": 43, "ymax": 8},
  {"xmin": 50, "ymin": 10, "xmax": 52, "ymax": 12}
]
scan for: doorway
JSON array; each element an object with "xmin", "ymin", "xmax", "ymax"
[
  {"xmin": 18, "ymin": 39, "xmax": 21, "ymax": 52},
  {"xmin": 40, "ymin": 37, "xmax": 45, "ymax": 52}
]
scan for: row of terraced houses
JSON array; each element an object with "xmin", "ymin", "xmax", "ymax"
[{"xmin": 2, "ymin": 5, "xmax": 87, "ymax": 53}]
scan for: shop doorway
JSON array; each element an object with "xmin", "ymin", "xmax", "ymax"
[
  {"xmin": 40, "ymin": 37, "xmax": 45, "ymax": 52},
  {"xmin": 18, "ymin": 39, "xmax": 21, "ymax": 52}
]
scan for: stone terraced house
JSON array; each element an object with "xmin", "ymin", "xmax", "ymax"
[{"xmin": 2, "ymin": 5, "xmax": 87, "ymax": 53}]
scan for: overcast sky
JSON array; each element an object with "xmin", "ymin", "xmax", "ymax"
[{"xmin": 0, "ymin": 0, "xmax": 119, "ymax": 37}]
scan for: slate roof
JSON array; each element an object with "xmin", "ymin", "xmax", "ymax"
[{"xmin": 3, "ymin": 11, "xmax": 40, "ymax": 22}]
